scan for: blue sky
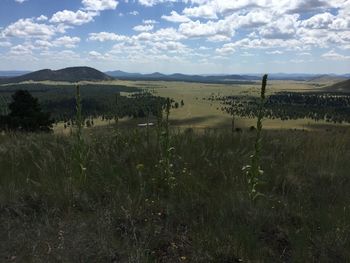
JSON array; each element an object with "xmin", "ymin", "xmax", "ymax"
[{"xmin": 0, "ymin": 0, "xmax": 349, "ymax": 74}]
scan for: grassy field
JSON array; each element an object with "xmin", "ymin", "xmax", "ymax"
[
  {"xmin": 1, "ymin": 78, "xmax": 350, "ymax": 261},
  {"xmin": 1, "ymin": 126, "xmax": 350, "ymax": 262},
  {"xmin": 49, "ymin": 78, "xmax": 345, "ymax": 131}
]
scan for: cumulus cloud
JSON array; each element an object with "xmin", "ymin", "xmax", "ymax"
[
  {"xmin": 10, "ymin": 44, "xmax": 34, "ymax": 55},
  {"xmin": 2, "ymin": 0, "xmax": 350, "ymax": 72},
  {"xmin": 162, "ymin": 11, "xmax": 191, "ymax": 23},
  {"xmin": 36, "ymin": 15, "xmax": 48, "ymax": 22},
  {"xmin": 88, "ymin": 32, "xmax": 129, "ymax": 41},
  {"xmin": 1, "ymin": 18, "xmax": 56, "ymax": 39},
  {"xmin": 259, "ymin": 15, "xmax": 299, "ymax": 39},
  {"xmin": 133, "ymin": 24, "xmax": 154, "ymax": 32},
  {"xmin": 50, "ymin": 10, "xmax": 96, "ymax": 25},
  {"xmin": 301, "ymin": 13, "xmax": 335, "ymax": 29},
  {"xmin": 179, "ymin": 19, "xmax": 235, "ymax": 38},
  {"xmin": 82, "ymin": 0, "xmax": 118, "ymax": 11},
  {"xmin": 182, "ymin": 5, "xmax": 218, "ymax": 19},
  {"xmin": 53, "ymin": 36, "xmax": 81, "ymax": 48},
  {"xmin": 143, "ymin": 19, "xmax": 158, "ymax": 24},
  {"xmin": 138, "ymin": 0, "xmax": 176, "ymax": 7}
]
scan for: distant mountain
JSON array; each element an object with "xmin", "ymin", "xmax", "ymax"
[
  {"xmin": 105, "ymin": 70, "xmax": 143, "ymax": 78},
  {"xmin": 0, "ymin": 71, "xmax": 31, "ymax": 77},
  {"xmin": 325, "ymin": 79, "xmax": 350, "ymax": 93},
  {"xmin": 0, "ymin": 67, "xmax": 112, "ymax": 84},
  {"xmin": 307, "ymin": 74, "xmax": 348, "ymax": 83},
  {"xmin": 105, "ymin": 70, "xmax": 259, "ymax": 84}
]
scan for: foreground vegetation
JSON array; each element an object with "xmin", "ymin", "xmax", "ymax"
[{"xmin": 1, "ymin": 126, "xmax": 349, "ymax": 262}]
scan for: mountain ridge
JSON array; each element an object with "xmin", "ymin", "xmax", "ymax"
[
  {"xmin": 1, "ymin": 67, "xmax": 349, "ymax": 84},
  {"xmin": 0, "ymin": 67, "xmax": 112, "ymax": 84}
]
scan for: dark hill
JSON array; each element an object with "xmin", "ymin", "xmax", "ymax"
[
  {"xmin": 325, "ymin": 79, "xmax": 350, "ymax": 93},
  {"xmin": 0, "ymin": 67, "xmax": 113, "ymax": 83}
]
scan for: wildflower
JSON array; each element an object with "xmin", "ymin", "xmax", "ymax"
[{"xmin": 136, "ymin": 163, "xmax": 144, "ymax": 172}]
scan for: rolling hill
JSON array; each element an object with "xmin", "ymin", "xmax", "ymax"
[
  {"xmin": 325, "ymin": 79, "xmax": 350, "ymax": 93},
  {"xmin": 307, "ymin": 74, "xmax": 347, "ymax": 83},
  {"xmin": 0, "ymin": 67, "xmax": 113, "ymax": 83}
]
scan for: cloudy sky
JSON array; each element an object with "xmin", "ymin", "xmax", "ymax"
[{"xmin": 0, "ymin": 0, "xmax": 349, "ymax": 74}]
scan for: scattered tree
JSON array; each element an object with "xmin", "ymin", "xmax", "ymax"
[{"xmin": 4, "ymin": 90, "xmax": 53, "ymax": 132}]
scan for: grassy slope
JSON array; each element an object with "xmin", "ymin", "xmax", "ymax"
[{"xmin": 1, "ymin": 127, "xmax": 349, "ymax": 262}]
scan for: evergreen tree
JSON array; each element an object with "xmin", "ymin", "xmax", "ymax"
[{"xmin": 6, "ymin": 90, "xmax": 53, "ymax": 132}]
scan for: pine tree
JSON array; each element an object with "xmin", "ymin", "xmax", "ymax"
[{"xmin": 6, "ymin": 90, "xmax": 53, "ymax": 132}]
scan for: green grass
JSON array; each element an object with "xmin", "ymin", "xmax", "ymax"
[{"xmin": 1, "ymin": 127, "xmax": 350, "ymax": 262}]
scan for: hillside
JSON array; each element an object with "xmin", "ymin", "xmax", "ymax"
[
  {"xmin": 0, "ymin": 67, "xmax": 113, "ymax": 83},
  {"xmin": 307, "ymin": 74, "xmax": 347, "ymax": 83},
  {"xmin": 325, "ymin": 79, "xmax": 350, "ymax": 92}
]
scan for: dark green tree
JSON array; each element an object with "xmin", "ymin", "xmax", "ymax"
[{"xmin": 6, "ymin": 90, "xmax": 53, "ymax": 132}]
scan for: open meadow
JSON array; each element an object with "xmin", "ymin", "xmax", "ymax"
[{"xmin": 6, "ymin": 78, "xmax": 342, "ymax": 133}]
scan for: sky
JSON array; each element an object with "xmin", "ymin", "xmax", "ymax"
[{"xmin": 0, "ymin": 0, "xmax": 349, "ymax": 74}]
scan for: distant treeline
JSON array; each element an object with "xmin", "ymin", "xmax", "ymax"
[
  {"xmin": 0, "ymin": 84, "xmax": 174, "ymax": 123},
  {"xmin": 213, "ymin": 92, "xmax": 350, "ymax": 124}
]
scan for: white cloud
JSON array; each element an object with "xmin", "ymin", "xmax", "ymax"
[
  {"xmin": 179, "ymin": 19, "xmax": 235, "ymax": 38},
  {"xmin": 183, "ymin": 5, "xmax": 218, "ymax": 19},
  {"xmin": 82, "ymin": 0, "xmax": 118, "ymax": 11},
  {"xmin": 15, "ymin": 0, "xmax": 27, "ymax": 3},
  {"xmin": 162, "ymin": 11, "xmax": 191, "ymax": 23},
  {"xmin": 143, "ymin": 19, "xmax": 158, "ymax": 24},
  {"xmin": 136, "ymin": 28, "xmax": 184, "ymax": 41},
  {"xmin": 36, "ymin": 15, "xmax": 48, "ymax": 22},
  {"xmin": 138, "ymin": 0, "xmax": 176, "ymax": 7},
  {"xmin": 50, "ymin": 10, "xmax": 96, "ymax": 26},
  {"xmin": 266, "ymin": 50, "xmax": 284, "ymax": 54},
  {"xmin": 322, "ymin": 50, "xmax": 350, "ymax": 60},
  {"xmin": 1, "ymin": 18, "xmax": 56, "ymax": 39},
  {"xmin": 129, "ymin": 11, "xmax": 139, "ymax": 15},
  {"xmin": 216, "ymin": 43, "xmax": 235, "ymax": 55},
  {"xmin": 53, "ymin": 36, "xmax": 81, "ymax": 48},
  {"xmin": 259, "ymin": 15, "xmax": 299, "ymax": 39},
  {"xmin": 88, "ymin": 50, "xmax": 110, "ymax": 60},
  {"xmin": 35, "ymin": 39, "xmax": 54, "ymax": 49},
  {"xmin": 89, "ymin": 50, "xmax": 102, "ymax": 56},
  {"xmin": 153, "ymin": 41, "xmax": 188, "ymax": 52},
  {"xmin": 10, "ymin": 44, "xmax": 34, "ymax": 55},
  {"xmin": 133, "ymin": 24, "xmax": 154, "ymax": 32},
  {"xmin": 301, "ymin": 13, "xmax": 335, "ymax": 29},
  {"xmin": 88, "ymin": 32, "xmax": 129, "ymax": 41}
]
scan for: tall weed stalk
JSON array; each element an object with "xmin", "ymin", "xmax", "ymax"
[
  {"xmin": 243, "ymin": 74, "xmax": 268, "ymax": 201},
  {"xmin": 73, "ymin": 85, "xmax": 87, "ymax": 184}
]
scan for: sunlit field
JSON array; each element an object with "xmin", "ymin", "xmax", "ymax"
[{"xmin": 28, "ymin": 78, "xmax": 345, "ymax": 132}]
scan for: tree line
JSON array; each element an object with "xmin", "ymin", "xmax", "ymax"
[{"xmin": 213, "ymin": 92, "xmax": 350, "ymax": 124}]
